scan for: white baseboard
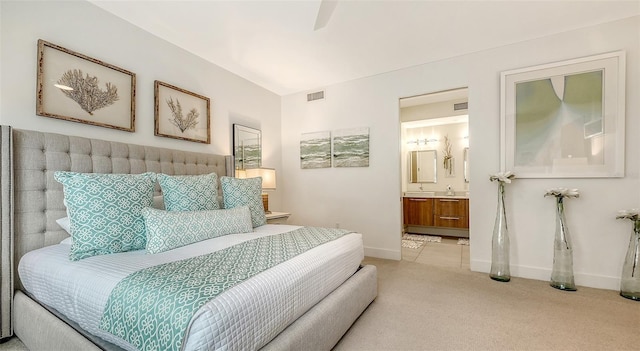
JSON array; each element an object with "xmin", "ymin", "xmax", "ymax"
[
  {"xmin": 364, "ymin": 246, "xmax": 401, "ymax": 260},
  {"xmin": 471, "ymin": 259, "xmax": 620, "ymax": 291}
]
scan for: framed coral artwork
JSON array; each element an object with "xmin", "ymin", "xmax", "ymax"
[
  {"xmin": 154, "ymin": 80, "xmax": 210, "ymax": 144},
  {"xmin": 36, "ymin": 39, "xmax": 136, "ymax": 131}
]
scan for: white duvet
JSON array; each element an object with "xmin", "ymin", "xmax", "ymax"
[{"xmin": 18, "ymin": 225, "xmax": 364, "ymax": 351}]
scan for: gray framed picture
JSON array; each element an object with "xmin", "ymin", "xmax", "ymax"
[
  {"xmin": 36, "ymin": 39, "xmax": 136, "ymax": 131},
  {"xmin": 154, "ymin": 80, "xmax": 210, "ymax": 144},
  {"xmin": 300, "ymin": 131, "xmax": 331, "ymax": 169},
  {"xmin": 332, "ymin": 127, "xmax": 370, "ymax": 167},
  {"xmin": 500, "ymin": 51, "xmax": 625, "ymax": 178}
]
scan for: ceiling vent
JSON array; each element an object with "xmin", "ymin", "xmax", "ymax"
[
  {"xmin": 453, "ymin": 102, "xmax": 468, "ymax": 111},
  {"xmin": 307, "ymin": 90, "xmax": 325, "ymax": 102}
]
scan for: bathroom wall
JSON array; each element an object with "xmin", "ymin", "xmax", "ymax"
[{"xmin": 402, "ymin": 121, "xmax": 469, "ymax": 193}]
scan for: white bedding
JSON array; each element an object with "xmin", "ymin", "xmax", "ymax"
[{"xmin": 18, "ymin": 224, "xmax": 364, "ymax": 351}]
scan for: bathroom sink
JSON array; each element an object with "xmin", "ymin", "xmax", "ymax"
[
  {"xmin": 435, "ymin": 191, "xmax": 469, "ymax": 198},
  {"xmin": 404, "ymin": 191, "xmax": 469, "ymax": 198},
  {"xmin": 434, "ymin": 191, "xmax": 455, "ymax": 197},
  {"xmin": 403, "ymin": 191, "xmax": 435, "ymax": 198}
]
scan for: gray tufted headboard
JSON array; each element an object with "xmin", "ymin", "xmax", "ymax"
[{"xmin": 0, "ymin": 125, "xmax": 232, "ymax": 335}]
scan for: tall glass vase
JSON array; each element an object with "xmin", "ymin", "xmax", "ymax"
[
  {"xmin": 620, "ymin": 219, "xmax": 640, "ymax": 301},
  {"xmin": 490, "ymin": 182, "xmax": 510, "ymax": 282},
  {"xmin": 550, "ymin": 197, "xmax": 576, "ymax": 291}
]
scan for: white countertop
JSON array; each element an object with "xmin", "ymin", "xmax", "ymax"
[{"xmin": 403, "ymin": 192, "xmax": 469, "ymax": 199}]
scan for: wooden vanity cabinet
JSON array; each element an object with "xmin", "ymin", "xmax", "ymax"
[
  {"xmin": 403, "ymin": 197, "xmax": 469, "ymax": 230},
  {"xmin": 403, "ymin": 197, "xmax": 434, "ymax": 226},
  {"xmin": 433, "ymin": 198, "xmax": 469, "ymax": 228}
]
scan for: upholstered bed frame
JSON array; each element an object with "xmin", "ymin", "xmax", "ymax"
[{"xmin": 0, "ymin": 126, "xmax": 377, "ymax": 350}]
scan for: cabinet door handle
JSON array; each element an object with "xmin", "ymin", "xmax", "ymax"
[
  {"xmin": 439, "ymin": 216, "xmax": 460, "ymax": 220},
  {"xmin": 439, "ymin": 199, "xmax": 460, "ymax": 202},
  {"xmin": 409, "ymin": 198, "xmax": 428, "ymax": 202}
]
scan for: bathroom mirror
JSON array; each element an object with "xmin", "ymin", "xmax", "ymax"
[
  {"xmin": 408, "ymin": 150, "xmax": 437, "ymax": 183},
  {"xmin": 463, "ymin": 147, "xmax": 469, "ymax": 183},
  {"xmin": 233, "ymin": 124, "xmax": 261, "ymax": 171}
]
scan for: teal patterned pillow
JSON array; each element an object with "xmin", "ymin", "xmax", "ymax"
[
  {"xmin": 221, "ymin": 176, "xmax": 267, "ymax": 227},
  {"xmin": 54, "ymin": 172, "xmax": 156, "ymax": 261},
  {"xmin": 142, "ymin": 206, "xmax": 253, "ymax": 254},
  {"xmin": 157, "ymin": 173, "xmax": 220, "ymax": 211}
]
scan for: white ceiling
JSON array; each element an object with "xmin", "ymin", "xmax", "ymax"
[{"xmin": 89, "ymin": 0, "xmax": 640, "ymax": 96}]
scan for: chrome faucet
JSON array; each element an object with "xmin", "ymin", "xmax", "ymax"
[{"xmin": 446, "ymin": 185, "xmax": 454, "ymax": 196}]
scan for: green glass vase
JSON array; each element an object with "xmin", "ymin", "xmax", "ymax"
[
  {"xmin": 620, "ymin": 219, "xmax": 640, "ymax": 301},
  {"xmin": 550, "ymin": 197, "xmax": 576, "ymax": 291},
  {"xmin": 490, "ymin": 182, "xmax": 510, "ymax": 282}
]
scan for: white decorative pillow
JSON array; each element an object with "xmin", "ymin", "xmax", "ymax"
[
  {"xmin": 157, "ymin": 173, "xmax": 220, "ymax": 211},
  {"xmin": 56, "ymin": 216, "xmax": 71, "ymax": 233},
  {"xmin": 152, "ymin": 195, "xmax": 165, "ymax": 210},
  {"xmin": 142, "ymin": 206, "xmax": 253, "ymax": 254},
  {"xmin": 54, "ymin": 171, "xmax": 156, "ymax": 261},
  {"xmin": 220, "ymin": 176, "xmax": 267, "ymax": 227}
]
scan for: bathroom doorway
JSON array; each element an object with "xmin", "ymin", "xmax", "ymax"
[{"xmin": 399, "ymin": 88, "xmax": 470, "ymax": 269}]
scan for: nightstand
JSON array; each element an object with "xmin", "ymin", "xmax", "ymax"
[{"xmin": 266, "ymin": 212, "xmax": 291, "ymax": 224}]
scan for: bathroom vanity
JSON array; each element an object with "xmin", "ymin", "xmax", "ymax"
[{"xmin": 403, "ymin": 192, "xmax": 469, "ymax": 238}]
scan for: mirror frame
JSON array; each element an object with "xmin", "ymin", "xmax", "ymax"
[
  {"xmin": 463, "ymin": 147, "xmax": 469, "ymax": 183},
  {"xmin": 233, "ymin": 124, "xmax": 262, "ymax": 172},
  {"xmin": 408, "ymin": 150, "xmax": 437, "ymax": 183}
]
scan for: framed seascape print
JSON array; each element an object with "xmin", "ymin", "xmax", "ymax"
[
  {"xmin": 500, "ymin": 51, "xmax": 625, "ymax": 178},
  {"xmin": 154, "ymin": 80, "xmax": 210, "ymax": 144},
  {"xmin": 332, "ymin": 127, "xmax": 370, "ymax": 168},
  {"xmin": 300, "ymin": 131, "xmax": 331, "ymax": 169},
  {"xmin": 36, "ymin": 39, "xmax": 136, "ymax": 131}
]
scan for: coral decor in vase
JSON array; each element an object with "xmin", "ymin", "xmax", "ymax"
[
  {"xmin": 615, "ymin": 209, "xmax": 640, "ymax": 301},
  {"xmin": 442, "ymin": 135, "xmax": 454, "ymax": 177},
  {"xmin": 489, "ymin": 171, "xmax": 515, "ymax": 282},
  {"xmin": 545, "ymin": 188, "xmax": 579, "ymax": 291}
]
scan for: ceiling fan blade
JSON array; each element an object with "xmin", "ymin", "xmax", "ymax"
[{"xmin": 314, "ymin": 0, "xmax": 338, "ymax": 31}]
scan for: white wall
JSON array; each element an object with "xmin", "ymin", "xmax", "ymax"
[
  {"xmin": 281, "ymin": 16, "xmax": 640, "ymax": 289},
  {"xmin": 0, "ymin": 1, "xmax": 283, "ymax": 210}
]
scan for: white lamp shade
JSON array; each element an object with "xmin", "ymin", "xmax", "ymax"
[
  {"xmin": 244, "ymin": 168, "xmax": 276, "ymax": 190},
  {"xmin": 235, "ymin": 169, "xmax": 247, "ymax": 179}
]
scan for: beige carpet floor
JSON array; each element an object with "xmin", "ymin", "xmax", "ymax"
[
  {"xmin": 2, "ymin": 257, "xmax": 639, "ymax": 351},
  {"xmin": 333, "ymin": 257, "xmax": 640, "ymax": 351}
]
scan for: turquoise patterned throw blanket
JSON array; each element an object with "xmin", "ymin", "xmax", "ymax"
[{"xmin": 99, "ymin": 227, "xmax": 351, "ymax": 351}]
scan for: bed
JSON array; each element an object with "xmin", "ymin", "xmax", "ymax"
[{"xmin": 0, "ymin": 125, "xmax": 377, "ymax": 350}]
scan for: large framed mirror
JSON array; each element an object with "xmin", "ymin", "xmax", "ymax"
[
  {"xmin": 233, "ymin": 124, "xmax": 261, "ymax": 171},
  {"xmin": 408, "ymin": 150, "xmax": 437, "ymax": 183}
]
